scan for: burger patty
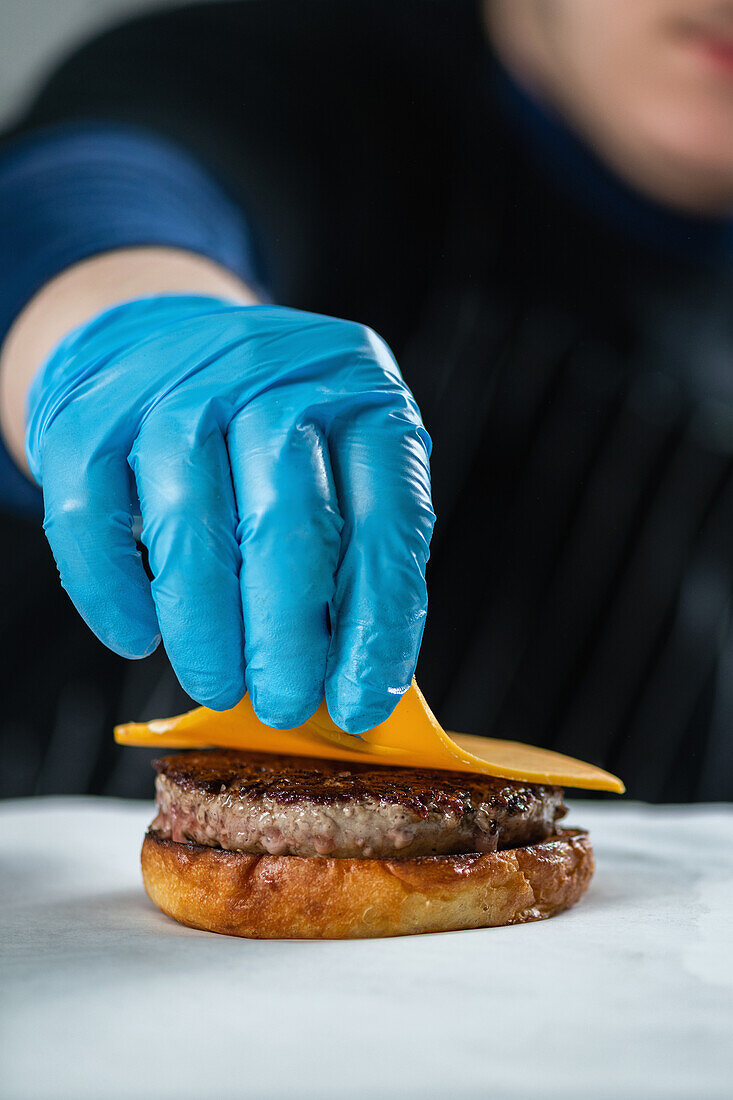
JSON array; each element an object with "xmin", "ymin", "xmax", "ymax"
[{"xmin": 150, "ymin": 750, "xmax": 567, "ymax": 859}]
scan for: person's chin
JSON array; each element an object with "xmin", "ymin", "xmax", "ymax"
[{"xmin": 623, "ymin": 103, "xmax": 733, "ymax": 214}]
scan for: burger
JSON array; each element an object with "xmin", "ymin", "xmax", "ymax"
[{"xmin": 141, "ymin": 749, "xmax": 594, "ymax": 939}]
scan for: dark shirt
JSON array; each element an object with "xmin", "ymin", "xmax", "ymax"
[{"xmin": 3, "ymin": 0, "xmax": 733, "ymax": 800}]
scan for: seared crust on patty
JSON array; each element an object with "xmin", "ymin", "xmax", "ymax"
[
  {"xmin": 151, "ymin": 750, "xmax": 567, "ymax": 859},
  {"xmin": 141, "ymin": 828, "xmax": 593, "ymax": 939}
]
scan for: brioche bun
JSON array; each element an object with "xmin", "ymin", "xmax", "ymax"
[{"xmin": 141, "ymin": 827, "xmax": 593, "ymax": 939}]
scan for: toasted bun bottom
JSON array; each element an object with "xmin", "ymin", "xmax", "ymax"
[{"xmin": 141, "ymin": 828, "xmax": 593, "ymax": 939}]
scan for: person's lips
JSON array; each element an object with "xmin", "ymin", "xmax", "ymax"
[{"xmin": 681, "ymin": 23, "xmax": 733, "ymax": 76}]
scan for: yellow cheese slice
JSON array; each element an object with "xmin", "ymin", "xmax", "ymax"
[{"xmin": 115, "ymin": 680, "xmax": 624, "ymax": 792}]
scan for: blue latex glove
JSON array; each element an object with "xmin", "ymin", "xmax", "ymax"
[{"xmin": 26, "ymin": 295, "xmax": 434, "ymax": 733}]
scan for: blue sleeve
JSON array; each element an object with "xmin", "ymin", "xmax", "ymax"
[{"xmin": 0, "ymin": 122, "xmax": 264, "ymax": 516}]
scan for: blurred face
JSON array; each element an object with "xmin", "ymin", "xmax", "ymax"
[{"xmin": 488, "ymin": 1, "xmax": 733, "ymax": 212}]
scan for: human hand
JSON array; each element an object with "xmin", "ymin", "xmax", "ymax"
[{"xmin": 26, "ymin": 295, "xmax": 434, "ymax": 732}]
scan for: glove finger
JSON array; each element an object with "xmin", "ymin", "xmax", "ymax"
[
  {"xmin": 325, "ymin": 402, "xmax": 434, "ymax": 734},
  {"xmin": 40, "ymin": 428, "xmax": 160, "ymax": 659},
  {"xmin": 228, "ymin": 400, "xmax": 342, "ymax": 728},
  {"xmin": 130, "ymin": 407, "xmax": 245, "ymax": 710}
]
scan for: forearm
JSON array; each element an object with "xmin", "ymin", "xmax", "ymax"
[
  {"xmin": 0, "ymin": 247, "xmax": 258, "ymax": 475},
  {"xmin": 0, "ymin": 124, "xmax": 264, "ymax": 486}
]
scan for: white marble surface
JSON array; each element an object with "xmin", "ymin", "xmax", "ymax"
[{"xmin": 1, "ymin": 797, "xmax": 731, "ymax": 1099}]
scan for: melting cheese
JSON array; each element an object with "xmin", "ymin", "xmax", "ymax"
[{"xmin": 115, "ymin": 680, "xmax": 624, "ymax": 792}]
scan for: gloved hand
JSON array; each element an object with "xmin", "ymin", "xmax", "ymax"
[{"xmin": 26, "ymin": 295, "xmax": 434, "ymax": 732}]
